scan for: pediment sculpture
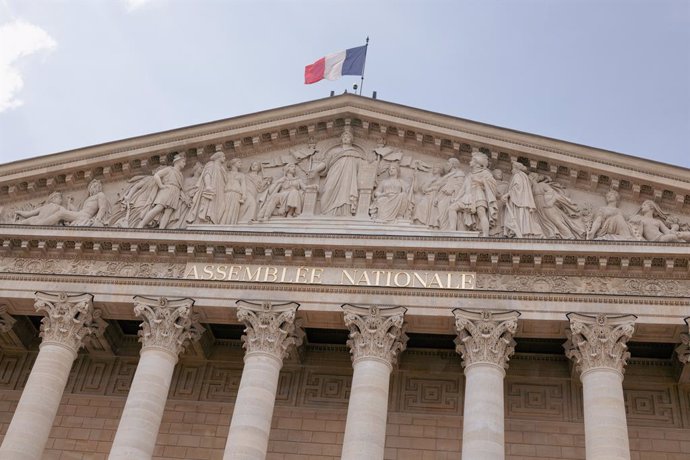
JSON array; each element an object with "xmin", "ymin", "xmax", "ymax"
[{"xmin": 7, "ymin": 128, "xmax": 690, "ymax": 242}]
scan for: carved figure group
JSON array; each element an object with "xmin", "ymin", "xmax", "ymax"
[{"xmin": 11, "ymin": 130, "xmax": 690, "ymax": 242}]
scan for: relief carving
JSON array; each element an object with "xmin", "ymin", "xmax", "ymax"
[
  {"xmin": 564, "ymin": 313, "xmax": 636, "ymax": 375},
  {"xmin": 342, "ymin": 304, "xmax": 408, "ymax": 368},
  {"xmin": 5, "ymin": 129, "xmax": 690, "ymax": 238},
  {"xmin": 236, "ymin": 300, "xmax": 304, "ymax": 361},
  {"xmin": 34, "ymin": 291, "xmax": 106, "ymax": 353},
  {"xmin": 133, "ymin": 296, "xmax": 204, "ymax": 357},
  {"xmin": 453, "ymin": 309, "xmax": 519, "ymax": 369}
]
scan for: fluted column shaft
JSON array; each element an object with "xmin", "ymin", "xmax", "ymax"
[
  {"xmin": 109, "ymin": 297, "xmax": 202, "ymax": 460},
  {"xmin": 454, "ymin": 309, "xmax": 520, "ymax": 460},
  {"xmin": 0, "ymin": 292, "xmax": 104, "ymax": 460},
  {"xmin": 223, "ymin": 301, "xmax": 303, "ymax": 460},
  {"xmin": 565, "ymin": 312, "xmax": 636, "ymax": 460},
  {"xmin": 341, "ymin": 305, "xmax": 407, "ymax": 460}
]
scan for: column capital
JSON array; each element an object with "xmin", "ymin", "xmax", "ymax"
[
  {"xmin": 674, "ymin": 317, "xmax": 690, "ymax": 364},
  {"xmin": 237, "ymin": 300, "xmax": 304, "ymax": 361},
  {"xmin": 134, "ymin": 296, "xmax": 203, "ymax": 357},
  {"xmin": 35, "ymin": 291, "xmax": 106, "ymax": 354},
  {"xmin": 342, "ymin": 304, "xmax": 408, "ymax": 368},
  {"xmin": 453, "ymin": 309, "xmax": 520, "ymax": 370},
  {"xmin": 0, "ymin": 305, "xmax": 16, "ymax": 334},
  {"xmin": 564, "ymin": 312, "xmax": 636, "ymax": 376}
]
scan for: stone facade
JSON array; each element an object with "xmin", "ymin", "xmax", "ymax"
[{"xmin": 0, "ymin": 94, "xmax": 688, "ymax": 459}]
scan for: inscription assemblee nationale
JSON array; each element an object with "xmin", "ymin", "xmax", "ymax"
[{"xmin": 184, "ymin": 263, "xmax": 476, "ymax": 290}]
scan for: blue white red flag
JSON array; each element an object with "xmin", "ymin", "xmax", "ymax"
[{"xmin": 304, "ymin": 45, "xmax": 367, "ymax": 84}]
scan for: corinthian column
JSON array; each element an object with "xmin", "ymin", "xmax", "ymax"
[
  {"xmin": 223, "ymin": 301, "xmax": 303, "ymax": 460},
  {"xmin": 565, "ymin": 313, "xmax": 636, "ymax": 460},
  {"xmin": 341, "ymin": 305, "xmax": 407, "ymax": 460},
  {"xmin": 0, "ymin": 292, "xmax": 105, "ymax": 460},
  {"xmin": 454, "ymin": 309, "xmax": 519, "ymax": 460},
  {"xmin": 109, "ymin": 296, "xmax": 202, "ymax": 459}
]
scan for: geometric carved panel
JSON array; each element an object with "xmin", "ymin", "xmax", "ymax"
[
  {"xmin": 72, "ymin": 357, "xmax": 115, "ymax": 395},
  {"xmin": 624, "ymin": 386, "xmax": 681, "ymax": 428},
  {"xmin": 199, "ymin": 363, "xmax": 242, "ymax": 402},
  {"xmin": 299, "ymin": 369, "xmax": 352, "ymax": 408},
  {"xmin": 276, "ymin": 369, "xmax": 300, "ymax": 406},
  {"xmin": 397, "ymin": 373, "xmax": 462, "ymax": 414},
  {"xmin": 506, "ymin": 380, "xmax": 571, "ymax": 421},
  {"xmin": 169, "ymin": 362, "xmax": 205, "ymax": 400},
  {"xmin": 0, "ymin": 352, "xmax": 27, "ymax": 390},
  {"xmin": 107, "ymin": 358, "xmax": 137, "ymax": 397}
]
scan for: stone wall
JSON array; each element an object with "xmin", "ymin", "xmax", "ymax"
[{"xmin": 0, "ymin": 346, "xmax": 687, "ymax": 459}]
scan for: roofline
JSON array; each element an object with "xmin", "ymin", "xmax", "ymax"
[{"xmin": 1, "ymin": 93, "xmax": 688, "ymax": 175}]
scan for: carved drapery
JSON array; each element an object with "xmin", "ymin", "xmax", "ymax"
[
  {"xmin": 34, "ymin": 291, "xmax": 106, "ymax": 354},
  {"xmin": 342, "ymin": 304, "xmax": 408, "ymax": 368},
  {"xmin": 453, "ymin": 309, "xmax": 520, "ymax": 369},
  {"xmin": 236, "ymin": 300, "xmax": 304, "ymax": 361},
  {"xmin": 133, "ymin": 296, "xmax": 203, "ymax": 357},
  {"xmin": 0, "ymin": 305, "xmax": 16, "ymax": 334},
  {"xmin": 564, "ymin": 312, "xmax": 636, "ymax": 375},
  {"xmin": 674, "ymin": 317, "xmax": 690, "ymax": 364}
]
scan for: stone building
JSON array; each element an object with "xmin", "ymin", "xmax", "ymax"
[{"xmin": 0, "ymin": 94, "xmax": 688, "ymax": 460}]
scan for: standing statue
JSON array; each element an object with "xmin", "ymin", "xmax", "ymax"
[
  {"xmin": 220, "ymin": 158, "xmax": 247, "ymax": 225},
  {"xmin": 185, "ymin": 151, "xmax": 227, "ymax": 225},
  {"xmin": 310, "ymin": 127, "xmax": 364, "ymax": 216},
  {"xmin": 412, "ymin": 164, "xmax": 444, "ymax": 226},
  {"xmin": 239, "ymin": 161, "xmax": 272, "ymax": 223},
  {"xmin": 586, "ymin": 189, "xmax": 634, "ymax": 240},
  {"xmin": 168, "ymin": 162, "xmax": 204, "ymax": 229},
  {"xmin": 434, "ymin": 158, "xmax": 466, "ymax": 230},
  {"xmin": 529, "ymin": 173, "xmax": 584, "ymax": 239},
  {"xmin": 369, "ymin": 164, "xmax": 410, "ymax": 223},
  {"xmin": 490, "ymin": 169, "xmax": 509, "ymax": 237},
  {"xmin": 448, "ymin": 151, "xmax": 498, "ymax": 236},
  {"xmin": 137, "ymin": 153, "xmax": 189, "ymax": 229},
  {"xmin": 629, "ymin": 200, "xmax": 690, "ymax": 242},
  {"xmin": 15, "ymin": 179, "xmax": 110, "ymax": 227},
  {"xmin": 501, "ymin": 161, "xmax": 543, "ymax": 238},
  {"xmin": 258, "ymin": 163, "xmax": 306, "ymax": 221}
]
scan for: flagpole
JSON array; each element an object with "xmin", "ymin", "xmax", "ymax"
[{"xmin": 359, "ymin": 36, "xmax": 369, "ymax": 96}]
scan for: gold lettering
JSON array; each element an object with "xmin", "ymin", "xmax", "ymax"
[
  {"xmin": 243, "ymin": 266, "xmax": 261, "ymax": 281},
  {"xmin": 386, "ymin": 271, "xmax": 392, "ymax": 286},
  {"xmin": 428, "ymin": 273, "xmax": 443, "ymax": 288},
  {"xmin": 295, "ymin": 267, "xmax": 309, "ymax": 283},
  {"xmin": 215, "ymin": 265, "xmax": 227, "ymax": 280},
  {"xmin": 184, "ymin": 265, "xmax": 199, "ymax": 279},
  {"xmin": 412, "ymin": 272, "xmax": 428, "ymax": 288},
  {"xmin": 462, "ymin": 273, "xmax": 476, "ymax": 289},
  {"xmin": 394, "ymin": 271, "xmax": 411, "ymax": 287},
  {"xmin": 356, "ymin": 270, "xmax": 372, "ymax": 285},
  {"xmin": 341, "ymin": 269, "xmax": 357, "ymax": 285},
  {"xmin": 264, "ymin": 266, "xmax": 278, "ymax": 282},
  {"xmin": 310, "ymin": 268, "xmax": 324, "ymax": 284},
  {"xmin": 202, "ymin": 265, "xmax": 214, "ymax": 280},
  {"xmin": 371, "ymin": 270, "xmax": 385, "ymax": 285},
  {"xmin": 279, "ymin": 267, "xmax": 289, "ymax": 282},
  {"xmin": 228, "ymin": 265, "xmax": 240, "ymax": 281}
]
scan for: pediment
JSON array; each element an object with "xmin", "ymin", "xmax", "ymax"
[{"xmin": 1, "ymin": 94, "xmax": 689, "ymax": 242}]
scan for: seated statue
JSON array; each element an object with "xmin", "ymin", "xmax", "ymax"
[
  {"xmin": 15, "ymin": 179, "xmax": 110, "ymax": 226},
  {"xmin": 586, "ymin": 189, "xmax": 634, "ymax": 240},
  {"xmin": 257, "ymin": 163, "xmax": 306, "ymax": 221},
  {"xmin": 370, "ymin": 164, "xmax": 410, "ymax": 223}
]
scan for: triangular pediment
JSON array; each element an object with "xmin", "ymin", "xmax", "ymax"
[{"xmin": 1, "ymin": 94, "xmax": 689, "ymax": 241}]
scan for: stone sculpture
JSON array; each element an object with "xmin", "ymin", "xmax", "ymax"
[
  {"xmin": 257, "ymin": 163, "xmax": 306, "ymax": 221},
  {"xmin": 370, "ymin": 164, "xmax": 410, "ymax": 223},
  {"xmin": 15, "ymin": 179, "xmax": 109, "ymax": 227},
  {"xmin": 412, "ymin": 164, "xmax": 444, "ymax": 226},
  {"xmin": 530, "ymin": 173, "xmax": 584, "ymax": 239},
  {"xmin": 629, "ymin": 200, "xmax": 690, "ymax": 242},
  {"xmin": 586, "ymin": 189, "xmax": 634, "ymax": 240},
  {"xmin": 435, "ymin": 158, "xmax": 466, "ymax": 230},
  {"xmin": 491, "ymin": 169, "xmax": 509, "ymax": 237},
  {"xmin": 185, "ymin": 151, "xmax": 227, "ymax": 225},
  {"xmin": 240, "ymin": 161, "xmax": 272, "ymax": 223},
  {"xmin": 448, "ymin": 152, "xmax": 498, "ymax": 236},
  {"xmin": 137, "ymin": 153, "xmax": 189, "ymax": 229},
  {"xmin": 310, "ymin": 127, "xmax": 364, "ymax": 216},
  {"xmin": 220, "ymin": 158, "xmax": 246, "ymax": 225},
  {"xmin": 502, "ymin": 161, "xmax": 542, "ymax": 238}
]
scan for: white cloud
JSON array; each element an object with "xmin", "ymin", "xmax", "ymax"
[{"xmin": 0, "ymin": 19, "xmax": 57, "ymax": 113}]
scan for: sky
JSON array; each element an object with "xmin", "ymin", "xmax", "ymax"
[{"xmin": 0, "ymin": 0, "xmax": 688, "ymax": 168}]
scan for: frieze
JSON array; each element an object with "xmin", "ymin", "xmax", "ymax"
[
  {"xmin": 2, "ymin": 256, "xmax": 689, "ymax": 297},
  {"xmin": 4, "ymin": 127, "xmax": 689, "ymax": 245}
]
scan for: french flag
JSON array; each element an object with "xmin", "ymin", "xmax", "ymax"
[{"xmin": 304, "ymin": 45, "xmax": 368, "ymax": 85}]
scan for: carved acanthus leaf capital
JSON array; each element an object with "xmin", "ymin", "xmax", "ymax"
[
  {"xmin": 35, "ymin": 291, "xmax": 106, "ymax": 354},
  {"xmin": 564, "ymin": 312, "xmax": 636, "ymax": 375},
  {"xmin": 674, "ymin": 317, "xmax": 690, "ymax": 364},
  {"xmin": 0, "ymin": 305, "xmax": 16, "ymax": 334},
  {"xmin": 237, "ymin": 300, "xmax": 304, "ymax": 361},
  {"xmin": 342, "ymin": 304, "xmax": 408, "ymax": 368},
  {"xmin": 453, "ymin": 309, "xmax": 520, "ymax": 370},
  {"xmin": 133, "ymin": 296, "xmax": 203, "ymax": 357}
]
